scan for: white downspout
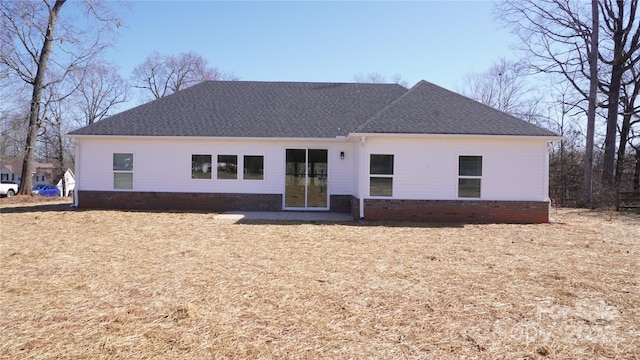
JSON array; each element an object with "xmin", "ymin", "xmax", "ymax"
[
  {"xmin": 544, "ymin": 141, "xmax": 554, "ymax": 202},
  {"xmin": 359, "ymin": 135, "xmax": 367, "ymax": 219},
  {"xmin": 545, "ymin": 140, "xmax": 555, "ymax": 222},
  {"xmin": 72, "ymin": 138, "xmax": 80, "ymax": 207}
]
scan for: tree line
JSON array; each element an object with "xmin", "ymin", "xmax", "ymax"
[
  {"xmin": 0, "ymin": 0, "xmax": 235, "ymax": 194},
  {"xmin": 459, "ymin": 0, "xmax": 639, "ymax": 208},
  {"xmin": 1, "ymin": 0, "xmax": 638, "ymax": 208}
]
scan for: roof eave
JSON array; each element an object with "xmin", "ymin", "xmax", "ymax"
[
  {"xmin": 65, "ymin": 134, "xmax": 353, "ymax": 142},
  {"xmin": 347, "ymin": 132, "xmax": 563, "ymax": 142}
]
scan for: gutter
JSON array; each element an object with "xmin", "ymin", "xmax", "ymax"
[
  {"xmin": 65, "ymin": 134, "xmax": 352, "ymax": 143},
  {"xmin": 347, "ymin": 132, "xmax": 563, "ymax": 142}
]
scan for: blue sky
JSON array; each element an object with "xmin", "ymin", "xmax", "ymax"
[{"xmin": 106, "ymin": 1, "xmax": 516, "ymax": 103}]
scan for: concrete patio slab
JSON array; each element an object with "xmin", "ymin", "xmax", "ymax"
[{"xmin": 214, "ymin": 211, "xmax": 355, "ymax": 222}]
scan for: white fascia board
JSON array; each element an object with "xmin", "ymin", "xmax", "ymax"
[
  {"xmin": 64, "ymin": 134, "xmax": 352, "ymax": 143},
  {"xmin": 346, "ymin": 132, "xmax": 563, "ymax": 143}
]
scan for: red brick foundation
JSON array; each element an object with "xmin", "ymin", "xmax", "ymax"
[
  {"xmin": 77, "ymin": 191, "xmax": 549, "ymax": 223},
  {"xmin": 361, "ymin": 199, "xmax": 550, "ymax": 224},
  {"xmin": 78, "ymin": 191, "xmax": 353, "ymax": 213},
  {"xmin": 78, "ymin": 191, "xmax": 282, "ymax": 212},
  {"xmin": 350, "ymin": 196, "xmax": 360, "ymax": 220}
]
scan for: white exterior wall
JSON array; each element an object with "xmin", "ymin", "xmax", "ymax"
[
  {"xmin": 360, "ymin": 135, "xmax": 550, "ymax": 202},
  {"xmin": 75, "ymin": 134, "xmax": 551, "ymax": 204},
  {"xmin": 75, "ymin": 137, "xmax": 356, "ymax": 196}
]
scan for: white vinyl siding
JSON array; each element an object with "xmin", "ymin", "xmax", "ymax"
[
  {"xmin": 75, "ymin": 135, "xmax": 550, "ymax": 203},
  {"xmin": 75, "ymin": 138, "xmax": 356, "ymax": 196},
  {"xmin": 360, "ymin": 136, "xmax": 549, "ymax": 202}
]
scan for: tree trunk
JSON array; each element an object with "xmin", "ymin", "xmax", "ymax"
[
  {"xmin": 601, "ymin": 0, "xmax": 625, "ymax": 194},
  {"xmin": 18, "ymin": 0, "xmax": 66, "ymax": 195},
  {"xmin": 561, "ymin": 139, "xmax": 566, "ymax": 204},
  {"xmin": 583, "ymin": 0, "xmax": 599, "ymax": 207},
  {"xmin": 55, "ymin": 121, "xmax": 66, "ymax": 197},
  {"xmin": 634, "ymin": 147, "xmax": 640, "ymax": 191},
  {"xmin": 614, "ymin": 109, "xmax": 632, "ymax": 189},
  {"xmin": 602, "ymin": 64, "xmax": 623, "ymax": 192}
]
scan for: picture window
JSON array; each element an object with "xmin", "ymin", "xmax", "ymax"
[
  {"xmin": 217, "ymin": 155, "xmax": 238, "ymax": 179},
  {"xmin": 192, "ymin": 154, "xmax": 212, "ymax": 179},
  {"xmin": 243, "ymin": 155, "xmax": 264, "ymax": 180}
]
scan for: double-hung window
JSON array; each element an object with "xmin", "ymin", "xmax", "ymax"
[
  {"xmin": 370, "ymin": 154, "xmax": 394, "ymax": 197},
  {"xmin": 113, "ymin": 153, "xmax": 133, "ymax": 189},
  {"xmin": 458, "ymin": 155, "xmax": 482, "ymax": 198}
]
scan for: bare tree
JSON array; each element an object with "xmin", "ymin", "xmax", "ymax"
[
  {"xmin": 497, "ymin": 0, "xmax": 640, "ymax": 205},
  {"xmin": 546, "ymin": 81, "xmax": 586, "ymax": 205},
  {"xmin": 0, "ymin": 0, "xmax": 122, "ymax": 194},
  {"xmin": 459, "ymin": 58, "xmax": 544, "ymax": 125},
  {"xmin": 37, "ymin": 68, "xmax": 80, "ymax": 175},
  {"xmin": 353, "ymin": 72, "xmax": 409, "ymax": 87},
  {"xmin": 132, "ymin": 51, "xmax": 238, "ymax": 100},
  {"xmin": 0, "ymin": 112, "xmax": 28, "ymax": 159},
  {"xmin": 73, "ymin": 63, "xmax": 129, "ymax": 125},
  {"xmin": 599, "ymin": 0, "xmax": 640, "ymax": 192},
  {"xmin": 615, "ymin": 62, "xmax": 640, "ymax": 189},
  {"xmin": 1, "ymin": 0, "xmax": 66, "ymax": 194},
  {"xmin": 584, "ymin": 0, "xmax": 599, "ymax": 207},
  {"xmin": 40, "ymin": 92, "xmax": 74, "ymax": 197}
]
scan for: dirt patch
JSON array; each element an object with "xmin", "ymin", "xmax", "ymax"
[{"xmin": 1, "ymin": 203, "xmax": 638, "ymax": 359}]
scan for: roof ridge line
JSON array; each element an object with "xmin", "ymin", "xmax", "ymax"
[{"xmin": 417, "ymin": 80, "xmax": 540, "ymax": 126}]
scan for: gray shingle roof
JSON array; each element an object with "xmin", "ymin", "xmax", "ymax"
[
  {"xmin": 68, "ymin": 80, "xmax": 557, "ymax": 138},
  {"xmin": 355, "ymin": 80, "xmax": 557, "ymax": 136},
  {"xmin": 68, "ymin": 81, "xmax": 407, "ymax": 138}
]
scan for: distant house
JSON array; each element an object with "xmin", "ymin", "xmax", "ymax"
[
  {"xmin": 0, "ymin": 157, "xmax": 55, "ymax": 187},
  {"xmin": 55, "ymin": 169, "xmax": 76, "ymax": 197},
  {"xmin": 67, "ymin": 80, "xmax": 559, "ymax": 223}
]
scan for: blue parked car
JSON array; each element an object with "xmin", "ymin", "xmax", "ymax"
[{"xmin": 32, "ymin": 184, "xmax": 61, "ymax": 197}]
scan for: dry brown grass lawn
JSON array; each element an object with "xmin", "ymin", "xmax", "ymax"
[{"xmin": 1, "ymin": 198, "xmax": 639, "ymax": 359}]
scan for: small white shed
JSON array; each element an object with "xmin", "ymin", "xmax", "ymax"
[{"xmin": 56, "ymin": 169, "xmax": 76, "ymax": 197}]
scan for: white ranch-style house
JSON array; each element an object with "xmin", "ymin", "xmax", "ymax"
[{"xmin": 67, "ymin": 80, "xmax": 559, "ymax": 223}]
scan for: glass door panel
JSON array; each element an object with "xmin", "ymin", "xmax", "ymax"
[
  {"xmin": 285, "ymin": 149, "xmax": 306, "ymax": 208},
  {"xmin": 307, "ymin": 149, "xmax": 328, "ymax": 208},
  {"xmin": 285, "ymin": 148, "xmax": 328, "ymax": 209}
]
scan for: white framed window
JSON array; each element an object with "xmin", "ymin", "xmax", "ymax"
[
  {"xmin": 192, "ymin": 154, "xmax": 212, "ymax": 179},
  {"xmin": 217, "ymin": 155, "xmax": 238, "ymax": 180},
  {"xmin": 369, "ymin": 154, "xmax": 394, "ymax": 197},
  {"xmin": 113, "ymin": 153, "xmax": 133, "ymax": 189},
  {"xmin": 243, "ymin": 155, "xmax": 264, "ymax": 180},
  {"xmin": 458, "ymin": 155, "xmax": 482, "ymax": 198}
]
